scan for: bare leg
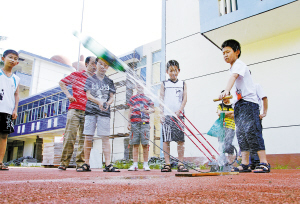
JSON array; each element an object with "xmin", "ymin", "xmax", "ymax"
[
  {"xmin": 102, "ymin": 136, "xmax": 111, "ymax": 166},
  {"xmin": 132, "ymin": 145, "xmax": 139, "ymax": 163},
  {"xmin": 177, "ymin": 141, "xmax": 185, "ymax": 165},
  {"xmin": 0, "ymin": 133, "xmax": 8, "ymax": 163},
  {"xmin": 142, "ymin": 145, "xmax": 149, "ymax": 162},
  {"xmin": 163, "ymin": 142, "xmax": 170, "ymax": 164},
  {"xmin": 84, "ymin": 135, "xmax": 93, "ymax": 165},
  {"xmin": 241, "ymin": 151, "xmax": 250, "ymax": 165}
]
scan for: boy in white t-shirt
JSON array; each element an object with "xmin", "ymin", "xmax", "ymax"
[
  {"xmin": 0, "ymin": 50, "xmax": 20, "ymax": 170},
  {"xmin": 219, "ymin": 40, "xmax": 270, "ymax": 173},
  {"xmin": 250, "ymin": 82, "xmax": 268, "ymax": 169}
]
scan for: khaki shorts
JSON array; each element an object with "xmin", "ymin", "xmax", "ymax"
[{"xmin": 129, "ymin": 123, "xmax": 150, "ymax": 145}]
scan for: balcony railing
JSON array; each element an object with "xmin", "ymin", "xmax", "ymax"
[{"xmin": 219, "ymin": 0, "xmax": 237, "ymax": 16}]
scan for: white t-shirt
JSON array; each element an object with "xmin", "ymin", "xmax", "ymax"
[
  {"xmin": 163, "ymin": 79, "xmax": 184, "ymax": 115},
  {"xmin": 0, "ymin": 69, "xmax": 20, "ymax": 114},
  {"xmin": 256, "ymin": 83, "xmax": 267, "ymax": 111},
  {"xmin": 230, "ymin": 59, "xmax": 258, "ymax": 105}
]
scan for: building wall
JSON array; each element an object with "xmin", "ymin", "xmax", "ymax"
[
  {"xmin": 164, "ymin": 0, "xmax": 300, "ymax": 159},
  {"xmin": 30, "ymin": 60, "xmax": 74, "ymax": 95}
]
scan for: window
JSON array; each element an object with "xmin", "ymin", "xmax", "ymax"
[
  {"xmin": 137, "ymin": 57, "xmax": 147, "ymax": 68},
  {"xmin": 59, "ymin": 92, "xmax": 66, "ymax": 100},
  {"xmin": 39, "ymin": 98, "xmax": 45, "ymax": 106},
  {"xmin": 22, "ymin": 105, "xmax": 28, "ymax": 111},
  {"xmin": 152, "ymin": 62, "xmax": 161, "ymax": 85},
  {"xmin": 52, "ymin": 94, "xmax": 58, "ymax": 102},
  {"xmin": 33, "ymin": 100, "xmax": 39, "ymax": 108},
  {"xmin": 58, "ymin": 101, "xmax": 62, "ymax": 114},
  {"xmin": 46, "ymin": 96, "xmax": 52, "ymax": 104},
  {"xmin": 152, "ymin": 50, "xmax": 161, "ymax": 63}
]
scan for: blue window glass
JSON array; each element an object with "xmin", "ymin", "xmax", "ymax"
[
  {"xmin": 137, "ymin": 57, "xmax": 147, "ymax": 68},
  {"xmin": 41, "ymin": 106, "xmax": 45, "ymax": 119},
  {"xmin": 28, "ymin": 103, "xmax": 33, "ymax": 109},
  {"xmin": 17, "ymin": 113, "xmax": 21, "ymax": 124},
  {"xmin": 140, "ymin": 67, "xmax": 146, "ymax": 82},
  {"xmin": 59, "ymin": 92, "xmax": 66, "ymax": 100},
  {"xmin": 18, "ymin": 106, "xmax": 22, "ymax": 112},
  {"xmin": 21, "ymin": 112, "xmax": 25, "ymax": 123},
  {"xmin": 62, "ymin": 100, "xmax": 67, "ymax": 114},
  {"xmin": 33, "ymin": 100, "xmax": 39, "ymax": 108},
  {"xmin": 152, "ymin": 50, "xmax": 161, "ymax": 63},
  {"xmin": 32, "ymin": 109, "xmax": 36, "ymax": 121},
  {"xmin": 66, "ymin": 100, "xmax": 70, "ymax": 110},
  {"xmin": 58, "ymin": 101, "xmax": 62, "ymax": 114},
  {"xmin": 22, "ymin": 105, "xmax": 28, "ymax": 111},
  {"xmin": 52, "ymin": 94, "xmax": 58, "ymax": 102},
  {"xmin": 53, "ymin": 102, "xmax": 58, "ymax": 116},
  {"xmin": 47, "ymin": 104, "xmax": 51, "ymax": 117},
  {"xmin": 39, "ymin": 98, "xmax": 45, "ymax": 106},
  {"xmin": 28, "ymin": 110, "xmax": 32, "ymax": 122},
  {"xmin": 37, "ymin": 107, "xmax": 42, "ymax": 120},
  {"xmin": 46, "ymin": 96, "xmax": 52, "ymax": 104}
]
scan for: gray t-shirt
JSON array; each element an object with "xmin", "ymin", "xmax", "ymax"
[{"xmin": 84, "ymin": 75, "xmax": 116, "ymax": 117}]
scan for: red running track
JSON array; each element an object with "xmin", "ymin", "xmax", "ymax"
[{"xmin": 0, "ymin": 167, "xmax": 300, "ymax": 203}]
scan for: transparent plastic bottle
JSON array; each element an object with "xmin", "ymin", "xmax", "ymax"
[{"xmin": 73, "ymin": 31, "xmax": 127, "ymax": 72}]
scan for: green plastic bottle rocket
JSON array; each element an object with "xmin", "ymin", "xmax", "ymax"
[{"xmin": 73, "ymin": 31, "xmax": 127, "ymax": 72}]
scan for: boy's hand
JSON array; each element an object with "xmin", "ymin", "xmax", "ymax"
[
  {"xmin": 103, "ymin": 102, "xmax": 109, "ymax": 111},
  {"xmin": 219, "ymin": 90, "xmax": 229, "ymax": 100},
  {"xmin": 127, "ymin": 122, "xmax": 131, "ymax": 130},
  {"xmin": 98, "ymin": 101, "xmax": 104, "ymax": 111},
  {"xmin": 12, "ymin": 110, "xmax": 18, "ymax": 120},
  {"xmin": 67, "ymin": 95, "xmax": 76, "ymax": 103},
  {"xmin": 259, "ymin": 113, "xmax": 267, "ymax": 120},
  {"xmin": 175, "ymin": 110, "xmax": 181, "ymax": 118}
]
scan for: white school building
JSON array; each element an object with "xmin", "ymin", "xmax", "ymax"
[{"xmin": 162, "ymin": 0, "xmax": 300, "ymax": 167}]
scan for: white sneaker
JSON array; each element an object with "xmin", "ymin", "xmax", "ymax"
[
  {"xmin": 143, "ymin": 164, "xmax": 150, "ymax": 171},
  {"xmin": 128, "ymin": 165, "xmax": 138, "ymax": 171}
]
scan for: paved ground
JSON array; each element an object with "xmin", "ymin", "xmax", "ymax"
[{"xmin": 0, "ymin": 167, "xmax": 300, "ymax": 203}]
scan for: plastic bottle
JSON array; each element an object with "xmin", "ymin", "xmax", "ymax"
[{"xmin": 73, "ymin": 31, "xmax": 127, "ymax": 72}]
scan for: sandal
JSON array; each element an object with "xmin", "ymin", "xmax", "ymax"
[
  {"xmin": 253, "ymin": 163, "xmax": 271, "ymax": 173},
  {"xmin": 0, "ymin": 163, "xmax": 9, "ymax": 170},
  {"xmin": 103, "ymin": 164, "xmax": 120, "ymax": 172},
  {"xmin": 161, "ymin": 164, "xmax": 172, "ymax": 172},
  {"xmin": 177, "ymin": 164, "xmax": 189, "ymax": 172},
  {"xmin": 76, "ymin": 163, "xmax": 91, "ymax": 172},
  {"xmin": 58, "ymin": 165, "xmax": 67, "ymax": 170},
  {"xmin": 231, "ymin": 164, "xmax": 251, "ymax": 173}
]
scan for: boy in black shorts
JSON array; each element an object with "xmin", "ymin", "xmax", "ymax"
[
  {"xmin": 160, "ymin": 60, "xmax": 188, "ymax": 172},
  {"xmin": 0, "ymin": 50, "xmax": 20, "ymax": 170},
  {"xmin": 219, "ymin": 40, "xmax": 270, "ymax": 173}
]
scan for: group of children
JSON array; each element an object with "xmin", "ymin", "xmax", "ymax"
[{"xmin": 0, "ymin": 39, "xmax": 270, "ymax": 173}]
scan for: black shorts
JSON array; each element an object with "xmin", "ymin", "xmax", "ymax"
[
  {"xmin": 234, "ymin": 99, "xmax": 264, "ymax": 152},
  {"xmin": 162, "ymin": 116, "xmax": 184, "ymax": 142},
  {"xmin": 0, "ymin": 113, "xmax": 14, "ymax": 134}
]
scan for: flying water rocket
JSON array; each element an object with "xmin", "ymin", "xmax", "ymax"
[{"xmin": 73, "ymin": 31, "xmax": 128, "ymax": 72}]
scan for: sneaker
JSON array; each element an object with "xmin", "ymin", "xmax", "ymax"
[
  {"xmin": 143, "ymin": 164, "xmax": 150, "ymax": 171},
  {"xmin": 128, "ymin": 165, "xmax": 138, "ymax": 171}
]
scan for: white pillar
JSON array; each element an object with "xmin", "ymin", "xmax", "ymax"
[
  {"xmin": 220, "ymin": 0, "xmax": 226, "ymax": 16},
  {"xmin": 226, "ymin": 0, "xmax": 232, "ymax": 14},
  {"xmin": 232, "ymin": 0, "xmax": 237, "ymax": 12}
]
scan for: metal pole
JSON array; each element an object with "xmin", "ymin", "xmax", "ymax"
[{"xmin": 77, "ymin": 0, "xmax": 85, "ymax": 70}]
